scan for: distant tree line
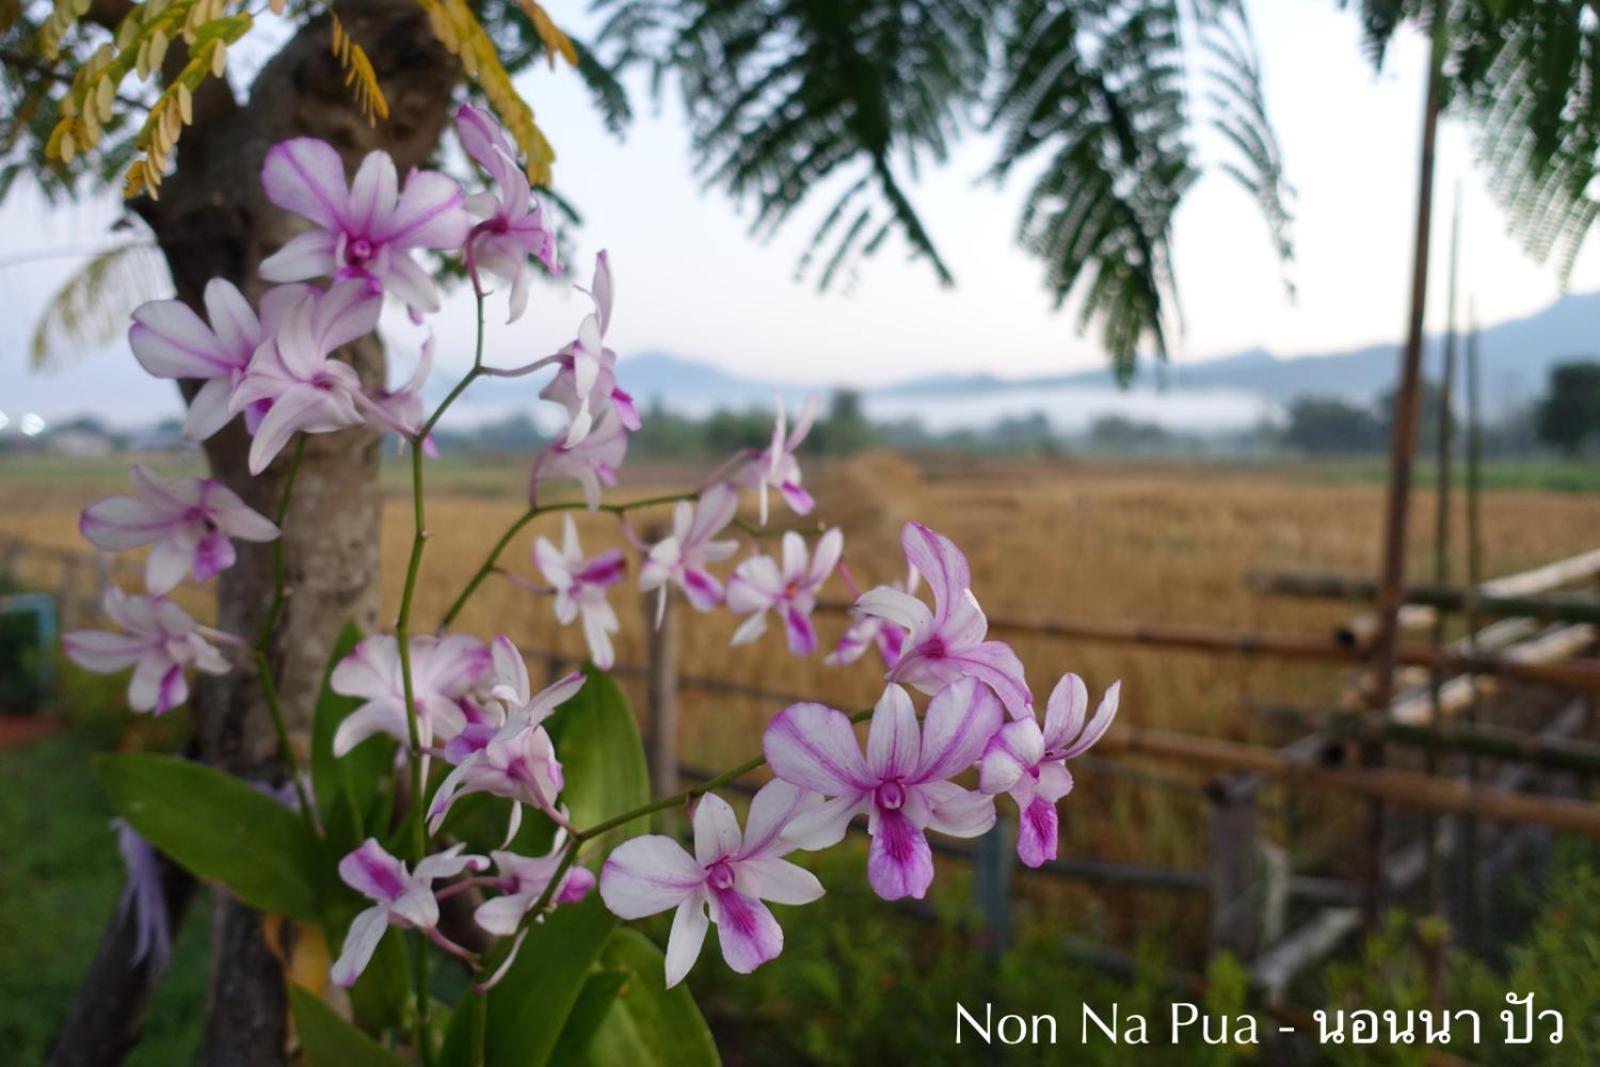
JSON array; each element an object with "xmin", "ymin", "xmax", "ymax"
[
  {"xmin": 1281, "ymin": 360, "xmax": 1600, "ymax": 459},
  {"xmin": 16, "ymin": 363, "xmax": 1600, "ymax": 463}
]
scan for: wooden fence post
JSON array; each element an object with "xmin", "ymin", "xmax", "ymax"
[
  {"xmin": 58, "ymin": 556, "xmax": 81, "ymax": 630},
  {"xmin": 1, "ymin": 539, "xmax": 21, "ymax": 586},
  {"xmin": 87, "ymin": 552, "xmax": 110, "ymax": 620},
  {"xmin": 643, "ymin": 586, "xmax": 680, "ymax": 811},
  {"xmin": 1208, "ymin": 773, "xmax": 1262, "ymax": 960},
  {"xmin": 974, "ymin": 818, "xmax": 1013, "ymax": 955}
]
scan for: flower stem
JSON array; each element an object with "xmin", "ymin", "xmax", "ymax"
[
  {"xmin": 438, "ymin": 492, "xmax": 695, "ymax": 629},
  {"xmin": 573, "ymin": 706, "xmax": 874, "ymax": 843},
  {"xmin": 397, "ymin": 290, "xmax": 489, "ymax": 1067},
  {"xmin": 251, "ymin": 436, "xmax": 315, "ymax": 834}
]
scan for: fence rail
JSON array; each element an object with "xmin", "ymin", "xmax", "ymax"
[{"xmin": 4, "ymin": 529, "xmax": 1597, "ymax": 997}]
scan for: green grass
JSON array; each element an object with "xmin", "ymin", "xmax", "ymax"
[
  {"xmin": 1284, "ymin": 456, "xmax": 1600, "ymax": 493},
  {"xmin": 0, "ymin": 732, "xmax": 208, "ymax": 1064}
]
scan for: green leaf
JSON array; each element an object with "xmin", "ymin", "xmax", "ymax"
[
  {"xmin": 289, "ymin": 986, "xmax": 408, "ymax": 1066},
  {"xmin": 545, "ymin": 663, "xmax": 651, "ymax": 852},
  {"xmin": 96, "ymin": 752, "xmax": 320, "ymax": 919},
  {"xmin": 577, "ymin": 929, "xmax": 719, "ymax": 1067},
  {"xmin": 484, "ymin": 895, "xmax": 618, "ymax": 1067},
  {"xmin": 547, "ymin": 970, "xmax": 628, "ymax": 1065},
  {"xmin": 310, "ymin": 621, "xmax": 396, "ymax": 853}
]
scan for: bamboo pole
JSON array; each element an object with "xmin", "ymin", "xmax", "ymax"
[
  {"xmin": 1258, "ymin": 703, "xmax": 1600, "ymax": 776},
  {"xmin": 1361, "ymin": 0, "xmax": 1452, "ymax": 924},
  {"xmin": 1457, "ymin": 304, "xmax": 1487, "ymax": 939},
  {"xmin": 1337, "ymin": 547, "xmax": 1600, "ymax": 647},
  {"xmin": 1390, "ymin": 625, "xmax": 1596, "ymax": 725},
  {"xmin": 1422, "ymin": 183, "xmax": 1462, "ymax": 909},
  {"xmin": 1096, "ymin": 726, "xmax": 1600, "ymax": 837},
  {"xmin": 1249, "ymin": 571, "xmax": 1600, "ymax": 627}
]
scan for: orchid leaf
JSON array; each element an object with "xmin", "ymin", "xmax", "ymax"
[
  {"xmin": 544, "ymin": 662, "xmax": 651, "ymax": 857},
  {"xmin": 289, "ymin": 986, "xmax": 408, "ymax": 1066},
  {"xmin": 575, "ymin": 929, "xmax": 719, "ymax": 1066},
  {"xmin": 546, "ymin": 969, "xmax": 629, "ymax": 1064},
  {"xmin": 96, "ymin": 752, "xmax": 320, "ymax": 919},
  {"xmin": 483, "ymin": 894, "xmax": 619, "ymax": 1067}
]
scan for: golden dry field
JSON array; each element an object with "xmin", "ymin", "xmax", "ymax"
[{"xmin": 3, "ymin": 450, "xmax": 1596, "ymax": 942}]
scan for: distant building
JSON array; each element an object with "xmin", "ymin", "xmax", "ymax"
[{"xmin": 46, "ymin": 428, "xmax": 116, "ymax": 457}]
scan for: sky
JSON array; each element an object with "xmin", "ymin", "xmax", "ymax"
[{"xmin": 2, "ymin": 0, "xmax": 1597, "ymax": 428}]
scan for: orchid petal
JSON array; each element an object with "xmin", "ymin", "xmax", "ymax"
[{"xmin": 763, "ymin": 702, "xmax": 872, "ymax": 795}]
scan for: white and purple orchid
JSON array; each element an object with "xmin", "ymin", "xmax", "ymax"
[
  {"xmin": 731, "ymin": 393, "xmax": 819, "ymax": 525},
  {"xmin": 979, "ymin": 673, "xmax": 1120, "ymax": 868},
  {"xmin": 764, "ymin": 679, "xmax": 1001, "ymax": 901},
  {"xmin": 534, "ymin": 515, "xmax": 625, "ymax": 670},
  {"xmin": 128, "ymin": 280, "xmax": 309, "ymax": 441},
  {"xmin": 63, "ymin": 587, "xmax": 232, "ymax": 714},
  {"xmin": 329, "ymin": 633, "xmax": 492, "ymax": 754},
  {"xmin": 229, "ymin": 280, "xmax": 383, "ymax": 474},
  {"xmin": 79, "ymin": 465, "xmax": 279, "ymax": 593},
  {"xmin": 259, "ymin": 138, "xmax": 473, "ymax": 314},
  {"xmin": 428, "ymin": 671, "xmax": 587, "ymax": 840},
  {"xmin": 537, "ymin": 252, "xmax": 637, "ymax": 447},
  {"xmin": 331, "ymin": 840, "xmax": 487, "ymax": 988},
  {"xmin": 475, "ymin": 834, "xmax": 596, "ymax": 936},
  {"xmin": 725, "ymin": 528, "xmax": 843, "ymax": 655},
  {"xmin": 852, "ymin": 523, "xmax": 1031, "ymax": 716},
  {"xmin": 529, "ymin": 412, "xmax": 628, "ymax": 510},
  {"xmin": 825, "ymin": 565, "xmax": 919, "ymax": 670},
  {"xmin": 599, "ymin": 782, "xmax": 824, "ymax": 987},
  {"xmin": 638, "ymin": 484, "xmax": 740, "ymax": 620},
  {"xmin": 456, "ymin": 104, "xmax": 559, "ymax": 322}
]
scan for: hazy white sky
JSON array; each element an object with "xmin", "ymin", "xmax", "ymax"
[{"xmin": 2, "ymin": 0, "xmax": 1597, "ymax": 423}]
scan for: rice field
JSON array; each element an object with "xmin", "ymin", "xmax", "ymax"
[{"xmin": 3, "ymin": 450, "xmax": 1596, "ymax": 945}]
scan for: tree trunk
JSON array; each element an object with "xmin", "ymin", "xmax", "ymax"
[{"xmin": 50, "ymin": 3, "xmax": 459, "ymax": 1062}]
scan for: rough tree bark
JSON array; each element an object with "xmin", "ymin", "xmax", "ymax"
[{"xmin": 49, "ymin": 3, "xmax": 458, "ymax": 1063}]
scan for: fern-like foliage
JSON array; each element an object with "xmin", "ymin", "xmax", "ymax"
[
  {"xmin": 30, "ymin": 241, "xmax": 170, "ymax": 370},
  {"xmin": 1347, "ymin": 0, "xmax": 1600, "ymax": 287},
  {"xmin": 330, "ymin": 13, "xmax": 388, "ymax": 124},
  {"xmin": 1451, "ymin": 0, "xmax": 1600, "ymax": 285},
  {"xmin": 597, "ymin": 0, "xmax": 989, "ymax": 290},
  {"xmin": 989, "ymin": 0, "xmax": 1293, "ymax": 376},
  {"xmin": 599, "ymin": 0, "xmax": 1292, "ymax": 376}
]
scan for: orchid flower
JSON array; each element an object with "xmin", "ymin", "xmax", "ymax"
[
  {"xmin": 259, "ymin": 138, "xmax": 472, "ymax": 314},
  {"xmin": 538, "ymin": 252, "xmax": 637, "ymax": 446},
  {"xmin": 366, "ymin": 337, "xmax": 436, "ymax": 454},
  {"xmin": 475, "ymin": 833, "xmax": 596, "ymax": 936},
  {"xmin": 825, "ymin": 565, "xmax": 919, "ymax": 670},
  {"xmin": 115, "ymin": 820, "xmax": 171, "ymax": 972},
  {"xmin": 129, "ymin": 281, "xmax": 309, "ymax": 441},
  {"xmin": 600, "ymin": 782, "xmax": 824, "ymax": 987},
  {"xmin": 230, "ymin": 280, "xmax": 383, "ymax": 474},
  {"xmin": 456, "ymin": 104, "xmax": 559, "ymax": 322},
  {"xmin": 638, "ymin": 484, "xmax": 740, "ymax": 620},
  {"xmin": 853, "ymin": 523, "xmax": 1031, "ymax": 716},
  {"xmin": 725, "ymin": 528, "xmax": 843, "ymax": 655},
  {"xmin": 534, "ymin": 515, "xmax": 625, "ymax": 669},
  {"xmin": 428, "ymin": 671, "xmax": 587, "ymax": 841},
  {"xmin": 79, "ymin": 465, "xmax": 279, "ymax": 593},
  {"xmin": 731, "ymin": 393, "xmax": 819, "ymax": 525},
  {"xmin": 329, "ymin": 633, "xmax": 491, "ymax": 754},
  {"xmin": 979, "ymin": 674, "xmax": 1120, "ymax": 868},
  {"xmin": 764, "ymin": 679, "xmax": 1001, "ymax": 901},
  {"xmin": 529, "ymin": 412, "xmax": 628, "ymax": 510},
  {"xmin": 330, "ymin": 840, "xmax": 487, "ymax": 988},
  {"xmin": 63, "ymin": 587, "xmax": 231, "ymax": 714}
]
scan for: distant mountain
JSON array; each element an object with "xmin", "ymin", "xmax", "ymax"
[
  {"xmin": 431, "ymin": 291, "xmax": 1600, "ymax": 429},
  {"xmin": 881, "ymin": 291, "xmax": 1600, "ymax": 413}
]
